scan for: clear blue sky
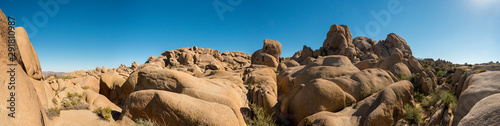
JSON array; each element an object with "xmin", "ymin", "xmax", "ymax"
[{"xmin": 1, "ymin": 0, "xmax": 499, "ymax": 72}]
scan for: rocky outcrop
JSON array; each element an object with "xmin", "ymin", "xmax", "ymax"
[
  {"xmin": 277, "ymin": 55, "xmax": 400, "ymax": 125},
  {"xmin": 458, "ymin": 93, "xmax": 500, "ymax": 126},
  {"xmin": 14, "ymin": 27, "xmax": 43, "ymax": 80},
  {"xmin": 297, "ymin": 81, "xmax": 415, "ymax": 126},
  {"xmin": 452, "ymin": 71, "xmax": 500, "ymax": 125},
  {"xmin": 121, "ymin": 90, "xmax": 242, "ymax": 126},
  {"xmin": 251, "ymin": 39, "xmax": 282, "ymax": 68},
  {"xmin": 320, "ymin": 25, "xmax": 357, "ymax": 58}
]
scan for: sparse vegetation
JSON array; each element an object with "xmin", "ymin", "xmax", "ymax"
[
  {"xmin": 61, "ymin": 92, "xmax": 88, "ymax": 110},
  {"xmin": 437, "ymin": 70, "xmax": 446, "ymax": 77},
  {"xmin": 54, "ymin": 87, "xmax": 67, "ymax": 95},
  {"xmin": 475, "ymin": 69, "xmax": 486, "ymax": 74},
  {"xmin": 94, "ymin": 107, "xmax": 112, "ymax": 120},
  {"xmin": 67, "ymin": 92, "xmax": 75, "ymax": 98},
  {"xmin": 46, "ymin": 107, "xmax": 61, "ymax": 119},
  {"xmin": 413, "ymin": 92, "xmax": 425, "ymax": 103},
  {"xmin": 47, "ymin": 74, "xmax": 74, "ymax": 80},
  {"xmin": 398, "ymin": 74, "xmax": 410, "ymax": 81},
  {"xmin": 403, "ymin": 104, "xmax": 422, "ymax": 124},
  {"xmin": 244, "ymin": 103, "xmax": 276, "ymax": 126},
  {"xmin": 135, "ymin": 118, "xmax": 157, "ymax": 126},
  {"xmin": 82, "ymin": 86, "xmax": 89, "ymax": 90},
  {"xmin": 421, "ymin": 90, "xmax": 457, "ymax": 109},
  {"xmin": 422, "ymin": 91, "xmax": 440, "ymax": 108},
  {"xmin": 52, "ymin": 98, "xmax": 58, "ymax": 105}
]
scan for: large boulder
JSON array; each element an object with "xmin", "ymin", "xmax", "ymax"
[
  {"xmin": 458, "ymin": 93, "xmax": 500, "ymax": 126},
  {"xmin": 261, "ymin": 39, "xmax": 282, "ymax": 60},
  {"xmin": 121, "ymin": 90, "xmax": 244, "ymax": 126},
  {"xmin": 72, "ymin": 76, "xmax": 100, "ymax": 92},
  {"xmin": 0, "ymin": 65, "xmax": 48, "ymax": 125},
  {"xmin": 298, "ymin": 81, "xmax": 415, "ymax": 126},
  {"xmin": 14, "ymin": 27, "xmax": 43, "ymax": 80},
  {"xmin": 353, "ymin": 36, "xmax": 376, "ymax": 52},
  {"xmin": 99, "ymin": 72, "xmax": 126, "ymax": 102},
  {"xmin": 132, "ymin": 66, "xmax": 247, "ymax": 124},
  {"xmin": 292, "ymin": 55, "xmax": 360, "ymax": 86},
  {"xmin": 452, "ymin": 71, "xmax": 500, "ymax": 125},
  {"xmin": 289, "ymin": 79, "xmax": 354, "ymax": 124},
  {"xmin": 374, "ymin": 33, "xmax": 412, "ymax": 58},
  {"xmin": 251, "ymin": 39, "xmax": 282, "ymax": 68},
  {"xmin": 321, "ymin": 25, "xmax": 357, "ymax": 57}
]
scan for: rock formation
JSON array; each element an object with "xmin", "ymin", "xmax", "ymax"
[{"xmin": 1, "ymin": 6, "xmax": 500, "ymax": 125}]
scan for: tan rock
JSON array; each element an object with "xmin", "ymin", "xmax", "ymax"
[
  {"xmin": 251, "ymin": 52, "xmax": 279, "ymax": 68},
  {"xmin": 321, "ymin": 25, "xmax": 356, "ymax": 57},
  {"xmin": 290, "ymin": 79, "xmax": 352, "ymax": 124},
  {"xmin": 262, "ymin": 39, "xmax": 282, "ymax": 60},
  {"xmin": 389, "ymin": 62, "xmax": 412, "ymax": 79},
  {"xmin": 72, "ymin": 76, "xmax": 100, "ymax": 92},
  {"xmin": 131, "ymin": 61, "xmax": 139, "ymax": 70},
  {"xmin": 452, "ymin": 71, "xmax": 500, "ymax": 125},
  {"xmin": 355, "ymin": 59, "xmax": 378, "ymax": 70},
  {"xmin": 0, "ymin": 64, "xmax": 48, "ymax": 125},
  {"xmin": 99, "ymin": 72, "xmax": 126, "ymax": 102},
  {"xmin": 353, "ymin": 36, "xmax": 375, "ymax": 52},
  {"xmin": 297, "ymin": 81, "xmax": 415, "ymax": 126},
  {"xmin": 121, "ymin": 90, "xmax": 244, "ymax": 126},
  {"xmin": 458, "ymin": 93, "xmax": 500, "ymax": 126},
  {"xmin": 13, "ymin": 27, "xmax": 43, "ymax": 80}
]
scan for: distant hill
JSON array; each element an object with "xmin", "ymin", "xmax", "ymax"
[{"xmin": 42, "ymin": 71, "xmax": 66, "ymax": 77}]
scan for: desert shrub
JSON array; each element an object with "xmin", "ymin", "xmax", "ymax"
[
  {"xmin": 422, "ymin": 91, "xmax": 440, "ymax": 108},
  {"xmin": 434, "ymin": 67, "xmax": 443, "ymax": 72},
  {"xmin": 61, "ymin": 92, "xmax": 88, "ymax": 110},
  {"xmin": 71, "ymin": 99, "xmax": 78, "ymax": 105},
  {"xmin": 413, "ymin": 92, "xmax": 425, "ymax": 103},
  {"xmin": 398, "ymin": 74, "xmax": 410, "ymax": 81},
  {"xmin": 67, "ymin": 92, "xmax": 75, "ymax": 98},
  {"xmin": 475, "ymin": 69, "xmax": 486, "ymax": 74},
  {"xmin": 94, "ymin": 107, "xmax": 112, "ymax": 120},
  {"xmin": 245, "ymin": 103, "xmax": 276, "ymax": 126},
  {"xmin": 437, "ymin": 70, "xmax": 446, "ymax": 77},
  {"xmin": 46, "ymin": 107, "xmax": 61, "ymax": 119},
  {"xmin": 54, "ymin": 87, "xmax": 67, "ymax": 95},
  {"xmin": 82, "ymin": 86, "xmax": 89, "ymax": 90},
  {"xmin": 135, "ymin": 118, "xmax": 157, "ymax": 126},
  {"xmin": 52, "ymin": 98, "xmax": 58, "ymax": 105},
  {"xmin": 403, "ymin": 104, "xmax": 422, "ymax": 124},
  {"xmin": 440, "ymin": 90, "xmax": 457, "ymax": 111}
]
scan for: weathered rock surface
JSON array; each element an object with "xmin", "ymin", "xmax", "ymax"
[
  {"xmin": 298, "ymin": 81, "xmax": 415, "ymax": 126},
  {"xmin": 458, "ymin": 93, "xmax": 500, "ymax": 126},
  {"xmin": 121, "ymin": 90, "xmax": 244, "ymax": 126},
  {"xmin": 452, "ymin": 71, "xmax": 500, "ymax": 125}
]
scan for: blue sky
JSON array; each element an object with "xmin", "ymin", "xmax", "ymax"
[{"xmin": 1, "ymin": 0, "xmax": 499, "ymax": 72}]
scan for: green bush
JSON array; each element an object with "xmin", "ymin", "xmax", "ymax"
[
  {"xmin": 94, "ymin": 107, "xmax": 112, "ymax": 120},
  {"xmin": 52, "ymin": 98, "xmax": 58, "ymax": 105},
  {"xmin": 82, "ymin": 86, "xmax": 89, "ymax": 90},
  {"xmin": 61, "ymin": 92, "xmax": 88, "ymax": 110},
  {"xmin": 398, "ymin": 74, "xmax": 410, "ymax": 81},
  {"xmin": 422, "ymin": 92, "xmax": 440, "ymax": 108},
  {"xmin": 135, "ymin": 118, "xmax": 157, "ymax": 126},
  {"xmin": 475, "ymin": 69, "xmax": 486, "ymax": 74},
  {"xmin": 437, "ymin": 70, "xmax": 446, "ymax": 77},
  {"xmin": 245, "ymin": 103, "xmax": 276, "ymax": 126},
  {"xmin": 67, "ymin": 92, "xmax": 75, "ymax": 98},
  {"xmin": 46, "ymin": 107, "xmax": 61, "ymax": 119},
  {"xmin": 403, "ymin": 104, "xmax": 422, "ymax": 124},
  {"xmin": 413, "ymin": 92, "xmax": 425, "ymax": 103}
]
